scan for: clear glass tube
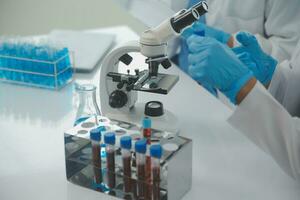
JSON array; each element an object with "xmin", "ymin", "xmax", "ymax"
[
  {"xmin": 106, "ymin": 144, "xmax": 116, "ymax": 189},
  {"xmin": 122, "ymin": 149, "xmax": 132, "ymax": 194},
  {"xmin": 151, "ymin": 157, "xmax": 161, "ymax": 200},
  {"xmin": 145, "ymin": 155, "xmax": 152, "ymax": 199},
  {"xmin": 74, "ymin": 83, "xmax": 101, "ymax": 126},
  {"xmin": 91, "ymin": 140, "xmax": 102, "ymax": 188},
  {"xmin": 142, "ymin": 118, "xmax": 152, "ymax": 199},
  {"xmin": 136, "ymin": 152, "xmax": 146, "ymax": 199}
]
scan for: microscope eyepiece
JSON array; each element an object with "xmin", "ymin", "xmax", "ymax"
[
  {"xmin": 170, "ymin": 1, "xmax": 208, "ymax": 33},
  {"xmin": 194, "ymin": 1, "xmax": 208, "ymax": 16}
]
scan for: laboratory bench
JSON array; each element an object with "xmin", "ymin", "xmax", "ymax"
[{"xmin": 0, "ymin": 26, "xmax": 299, "ymax": 200}]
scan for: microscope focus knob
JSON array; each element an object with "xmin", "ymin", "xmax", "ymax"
[
  {"xmin": 161, "ymin": 59, "xmax": 172, "ymax": 69},
  {"xmin": 109, "ymin": 90, "xmax": 128, "ymax": 108},
  {"xmin": 117, "ymin": 81, "xmax": 125, "ymax": 89}
]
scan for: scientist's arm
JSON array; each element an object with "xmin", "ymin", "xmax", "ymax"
[
  {"xmin": 232, "ymin": 37, "xmax": 300, "ymax": 179},
  {"xmin": 228, "ymin": 79, "xmax": 300, "ymax": 180},
  {"xmin": 183, "ymin": 32, "xmax": 300, "ymax": 180},
  {"xmin": 254, "ymin": 0, "xmax": 300, "ymax": 62}
]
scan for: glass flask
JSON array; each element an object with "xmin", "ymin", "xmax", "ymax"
[{"xmin": 74, "ymin": 83, "xmax": 101, "ymax": 126}]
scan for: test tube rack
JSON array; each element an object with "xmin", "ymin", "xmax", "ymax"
[
  {"xmin": 0, "ymin": 52, "xmax": 73, "ymax": 90},
  {"xmin": 64, "ymin": 116, "xmax": 192, "ymax": 200}
]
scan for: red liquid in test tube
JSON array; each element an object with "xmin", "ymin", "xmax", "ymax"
[
  {"xmin": 120, "ymin": 136, "xmax": 133, "ymax": 196},
  {"xmin": 142, "ymin": 117, "xmax": 152, "ymax": 199},
  {"xmin": 90, "ymin": 128, "xmax": 102, "ymax": 190},
  {"xmin": 104, "ymin": 132, "xmax": 116, "ymax": 189},
  {"xmin": 135, "ymin": 139, "xmax": 147, "ymax": 199},
  {"xmin": 150, "ymin": 144, "xmax": 163, "ymax": 200}
]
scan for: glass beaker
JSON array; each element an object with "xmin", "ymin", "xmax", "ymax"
[{"xmin": 74, "ymin": 83, "xmax": 101, "ymax": 126}]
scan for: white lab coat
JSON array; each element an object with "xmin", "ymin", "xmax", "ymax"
[
  {"xmin": 228, "ymin": 41, "xmax": 300, "ymax": 180},
  {"xmin": 228, "ymin": 82, "xmax": 300, "ymax": 180},
  {"xmin": 113, "ymin": 0, "xmax": 300, "ymax": 62},
  {"xmin": 205, "ymin": 0, "xmax": 300, "ymax": 62},
  {"xmin": 269, "ymin": 41, "xmax": 300, "ymax": 117}
]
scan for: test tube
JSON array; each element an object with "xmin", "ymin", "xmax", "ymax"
[
  {"xmin": 120, "ymin": 136, "xmax": 132, "ymax": 196},
  {"xmin": 135, "ymin": 139, "xmax": 147, "ymax": 199},
  {"xmin": 150, "ymin": 144, "xmax": 163, "ymax": 200},
  {"xmin": 90, "ymin": 128, "xmax": 102, "ymax": 189},
  {"xmin": 104, "ymin": 132, "xmax": 116, "ymax": 189},
  {"xmin": 142, "ymin": 117, "xmax": 152, "ymax": 144},
  {"xmin": 142, "ymin": 117, "xmax": 152, "ymax": 199}
]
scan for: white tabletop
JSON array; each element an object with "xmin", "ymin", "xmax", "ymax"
[{"xmin": 0, "ymin": 26, "xmax": 299, "ymax": 200}]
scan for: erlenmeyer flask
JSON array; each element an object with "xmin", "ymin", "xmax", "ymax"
[{"xmin": 74, "ymin": 83, "xmax": 101, "ymax": 126}]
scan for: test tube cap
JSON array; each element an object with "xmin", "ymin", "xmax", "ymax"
[
  {"xmin": 104, "ymin": 132, "xmax": 116, "ymax": 145},
  {"xmin": 142, "ymin": 117, "xmax": 152, "ymax": 129},
  {"xmin": 97, "ymin": 126, "xmax": 106, "ymax": 132},
  {"xmin": 135, "ymin": 139, "xmax": 147, "ymax": 154},
  {"xmin": 150, "ymin": 144, "xmax": 163, "ymax": 159},
  {"xmin": 120, "ymin": 136, "xmax": 132, "ymax": 149},
  {"xmin": 90, "ymin": 128, "xmax": 101, "ymax": 141}
]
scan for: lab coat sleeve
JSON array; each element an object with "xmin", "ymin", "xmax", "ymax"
[
  {"xmin": 269, "ymin": 41, "xmax": 300, "ymax": 117},
  {"xmin": 228, "ymin": 82, "xmax": 300, "ymax": 180},
  {"xmin": 255, "ymin": 0, "xmax": 300, "ymax": 62}
]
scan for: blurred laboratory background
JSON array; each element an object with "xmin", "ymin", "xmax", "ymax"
[{"xmin": 0, "ymin": 0, "xmax": 146, "ymax": 35}]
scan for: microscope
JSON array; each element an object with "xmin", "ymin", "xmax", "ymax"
[{"xmin": 99, "ymin": 1, "xmax": 208, "ymax": 132}]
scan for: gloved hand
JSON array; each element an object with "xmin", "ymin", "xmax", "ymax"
[
  {"xmin": 185, "ymin": 34, "xmax": 254, "ymax": 104},
  {"xmin": 179, "ymin": 22, "xmax": 232, "ymax": 96},
  {"xmin": 182, "ymin": 22, "xmax": 233, "ymax": 46},
  {"xmin": 233, "ymin": 32, "xmax": 278, "ymax": 85}
]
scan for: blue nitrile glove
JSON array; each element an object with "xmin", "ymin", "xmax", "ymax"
[
  {"xmin": 178, "ymin": 21, "xmax": 231, "ymax": 83},
  {"xmin": 181, "ymin": 27, "xmax": 218, "ymax": 97},
  {"xmin": 182, "ymin": 22, "xmax": 232, "ymax": 44},
  {"xmin": 232, "ymin": 32, "xmax": 278, "ymax": 85},
  {"xmin": 186, "ymin": 34, "xmax": 254, "ymax": 104}
]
